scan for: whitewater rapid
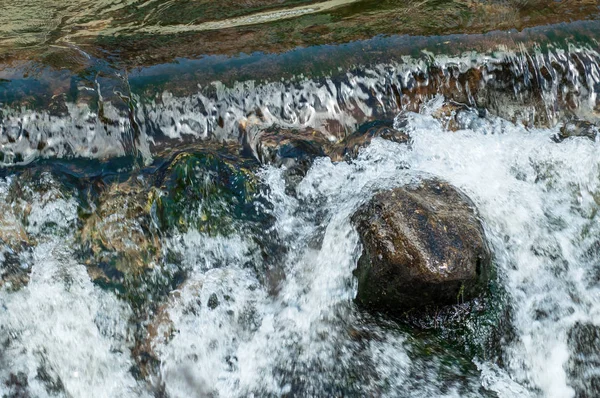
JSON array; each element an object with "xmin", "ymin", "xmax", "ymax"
[{"xmin": 1, "ymin": 100, "xmax": 599, "ymax": 397}]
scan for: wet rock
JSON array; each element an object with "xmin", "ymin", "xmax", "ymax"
[
  {"xmin": 154, "ymin": 150, "xmax": 259, "ymax": 235},
  {"xmin": 243, "ymin": 127, "xmax": 329, "ymax": 168},
  {"xmin": 351, "ymin": 178, "xmax": 491, "ymax": 314},
  {"xmin": 207, "ymin": 293, "xmax": 220, "ymax": 310},
  {"xmin": 248, "ymin": 128, "xmax": 330, "ymax": 194},
  {"xmin": 0, "ymin": 244, "xmax": 31, "ymax": 291},
  {"xmin": 329, "ymin": 122, "xmax": 410, "ymax": 162},
  {"xmin": 240, "ymin": 121, "xmax": 331, "ymax": 190},
  {"xmin": 424, "ymin": 100, "xmax": 491, "ymax": 132},
  {"xmin": 133, "ymin": 298, "xmax": 175, "ymax": 380},
  {"xmin": 553, "ymin": 119, "xmax": 599, "ymax": 143},
  {"xmin": 242, "ymin": 123, "xmax": 351, "ymax": 198},
  {"xmin": 430, "ymin": 102, "xmax": 470, "ymax": 131},
  {"xmin": 80, "ymin": 178, "xmax": 161, "ymax": 276},
  {"xmin": 567, "ymin": 322, "xmax": 600, "ymax": 398},
  {"xmin": 6, "ymin": 170, "xmax": 77, "ymax": 239},
  {"xmin": 242, "ymin": 120, "xmax": 410, "ymax": 167},
  {"xmin": 3, "ymin": 371, "xmax": 29, "ymax": 398},
  {"xmin": 0, "ymin": 187, "xmax": 29, "ymax": 250}
]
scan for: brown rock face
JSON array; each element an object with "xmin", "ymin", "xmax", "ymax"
[
  {"xmin": 80, "ymin": 179, "xmax": 161, "ymax": 276},
  {"xmin": 553, "ymin": 119, "xmax": 599, "ymax": 143},
  {"xmin": 351, "ymin": 179, "xmax": 491, "ymax": 313}
]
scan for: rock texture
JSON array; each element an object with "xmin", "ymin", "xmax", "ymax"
[
  {"xmin": 553, "ymin": 119, "xmax": 599, "ymax": 143},
  {"xmin": 80, "ymin": 179, "xmax": 161, "ymax": 276},
  {"xmin": 351, "ymin": 179, "xmax": 491, "ymax": 313}
]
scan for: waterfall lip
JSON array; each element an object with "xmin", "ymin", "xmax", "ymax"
[
  {"xmin": 2, "ymin": 19, "xmax": 600, "ymax": 101},
  {"xmin": 2, "ymin": 5, "xmax": 600, "ymax": 73},
  {"xmin": 2, "ymin": 36, "xmax": 600, "ymax": 168}
]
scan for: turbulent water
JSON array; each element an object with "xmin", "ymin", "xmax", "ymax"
[
  {"xmin": 3, "ymin": 43, "xmax": 600, "ymax": 166},
  {"xmin": 1, "ymin": 95, "xmax": 600, "ymax": 397},
  {"xmin": 3, "ymin": 24, "xmax": 600, "ymax": 396}
]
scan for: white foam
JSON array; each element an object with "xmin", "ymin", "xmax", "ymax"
[
  {"xmin": 393, "ymin": 106, "xmax": 600, "ymax": 397},
  {"xmin": 156, "ymin": 103, "xmax": 600, "ymax": 396},
  {"xmin": 0, "ymin": 176, "xmax": 148, "ymax": 398},
  {"xmin": 3, "ymin": 93, "xmax": 600, "ymax": 396}
]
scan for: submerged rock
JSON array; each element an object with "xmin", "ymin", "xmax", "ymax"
[
  {"xmin": 241, "ymin": 127, "xmax": 330, "ymax": 194},
  {"xmin": 429, "ymin": 102, "xmax": 489, "ymax": 132},
  {"xmin": 241, "ymin": 121, "xmax": 410, "ymax": 166},
  {"xmin": 241, "ymin": 123, "xmax": 329, "ymax": 168},
  {"xmin": 80, "ymin": 178, "xmax": 161, "ymax": 276},
  {"xmin": 329, "ymin": 122, "xmax": 410, "ymax": 162},
  {"xmin": 351, "ymin": 179, "xmax": 491, "ymax": 314},
  {"xmin": 154, "ymin": 150, "xmax": 259, "ymax": 235},
  {"xmin": 553, "ymin": 119, "xmax": 599, "ymax": 143},
  {"xmin": 0, "ymin": 171, "xmax": 77, "ymax": 290},
  {"xmin": 0, "ymin": 184, "xmax": 29, "ymax": 250},
  {"xmin": 429, "ymin": 102, "xmax": 470, "ymax": 131}
]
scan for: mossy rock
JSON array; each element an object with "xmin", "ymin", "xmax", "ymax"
[{"xmin": 153, "ymin": 150, "xmax": 259, "ymax": 235}]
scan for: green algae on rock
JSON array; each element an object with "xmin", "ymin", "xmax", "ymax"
[{"xmin": 153, "ymin": 150, "xmax": 259, "ymax": 235}]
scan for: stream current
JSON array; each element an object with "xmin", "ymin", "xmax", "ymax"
[{"xmin": 1, "ymin": 44, "xmax": 600, "ymax": 398}]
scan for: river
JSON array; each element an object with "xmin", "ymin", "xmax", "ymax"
[{"xmin": 2, "ymin": 1, "xmax": 600, "ymax": 397}]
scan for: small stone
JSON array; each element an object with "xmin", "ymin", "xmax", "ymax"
[
  {"xmin": 208, "ymin": 293, "xmax": 220, "ymax": 310},
  {"xmin": 553, "ymin": 119, "xmax": 599, "ymax": 142}
]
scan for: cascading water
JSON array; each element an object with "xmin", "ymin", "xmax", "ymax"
[
  {"xmin": 2, "ymin": 39, "xmax": 600, "ymax": 397},
  {"xmin": 2, "ymin": 43, "xmax": 600, "ymax": 165},
  {"xmin": 1, "ymin": 102, "xmax": 599, "ymax": 397}
]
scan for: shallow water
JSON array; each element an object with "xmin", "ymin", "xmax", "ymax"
[
  {"xmin": 2, "ymin": 0, "xmax": 597, "ymax": 54},
  {"xmin": 3, "ymin": 1, "xmax": 600, "ymax": 397},
  {"xmin": 1, "ymin": 98, "xmax": 600, "ymax": 396}
]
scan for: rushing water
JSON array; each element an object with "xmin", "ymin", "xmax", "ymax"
[
  {"xmin": 3, "ymin": 12, "xmax": 600, "ymax": 394},
  {"xmin": 1, "ymin": 96, "xmax": 600, "ymax": 396},
  {"xmin": 3, "ymin": 42, "xmax": 600, "ymax": 166}
]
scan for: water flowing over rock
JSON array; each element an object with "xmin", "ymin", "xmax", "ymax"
[
  {"xmin": 352, "ymin": 178, "xmax": 491, "ymax": 313},
  {"xmin": 153, "ymin": 150, "xmax": 260, "ymax": 235},
  {"xmin": 4, "ymin": 42, "xmax": 600, "ymax": 167},
  {"xmin": 5, "ymin": 2, "xmax": 600, "ymax": 396},
  {"xmin": 79, "ymin": 178, "xmax": 161, "ymax": 276},
  {"xmin": 553, "ymin": 118, "xmax": 599, "ymax": 142},
  {"xmin": 329, "ymin": 122, "xmax": 411, "ymax": 161}
]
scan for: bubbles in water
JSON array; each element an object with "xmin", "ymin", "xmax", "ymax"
[
  {"xmin": 2, "ymin": 91, "xmax": 600, "ymax": 397},
  {"xmin": 0, "ymin": 175, "xmax": 147, "ymax": 398}
]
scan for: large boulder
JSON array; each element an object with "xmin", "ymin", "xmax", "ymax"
[{"xmin": 351, "ymin": 179, "xmax": 491, "ymax": 313}]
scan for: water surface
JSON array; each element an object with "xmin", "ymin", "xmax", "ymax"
[{"xmin": 2, "ymin": 1, "xmax": 600, "ymax": 397}]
